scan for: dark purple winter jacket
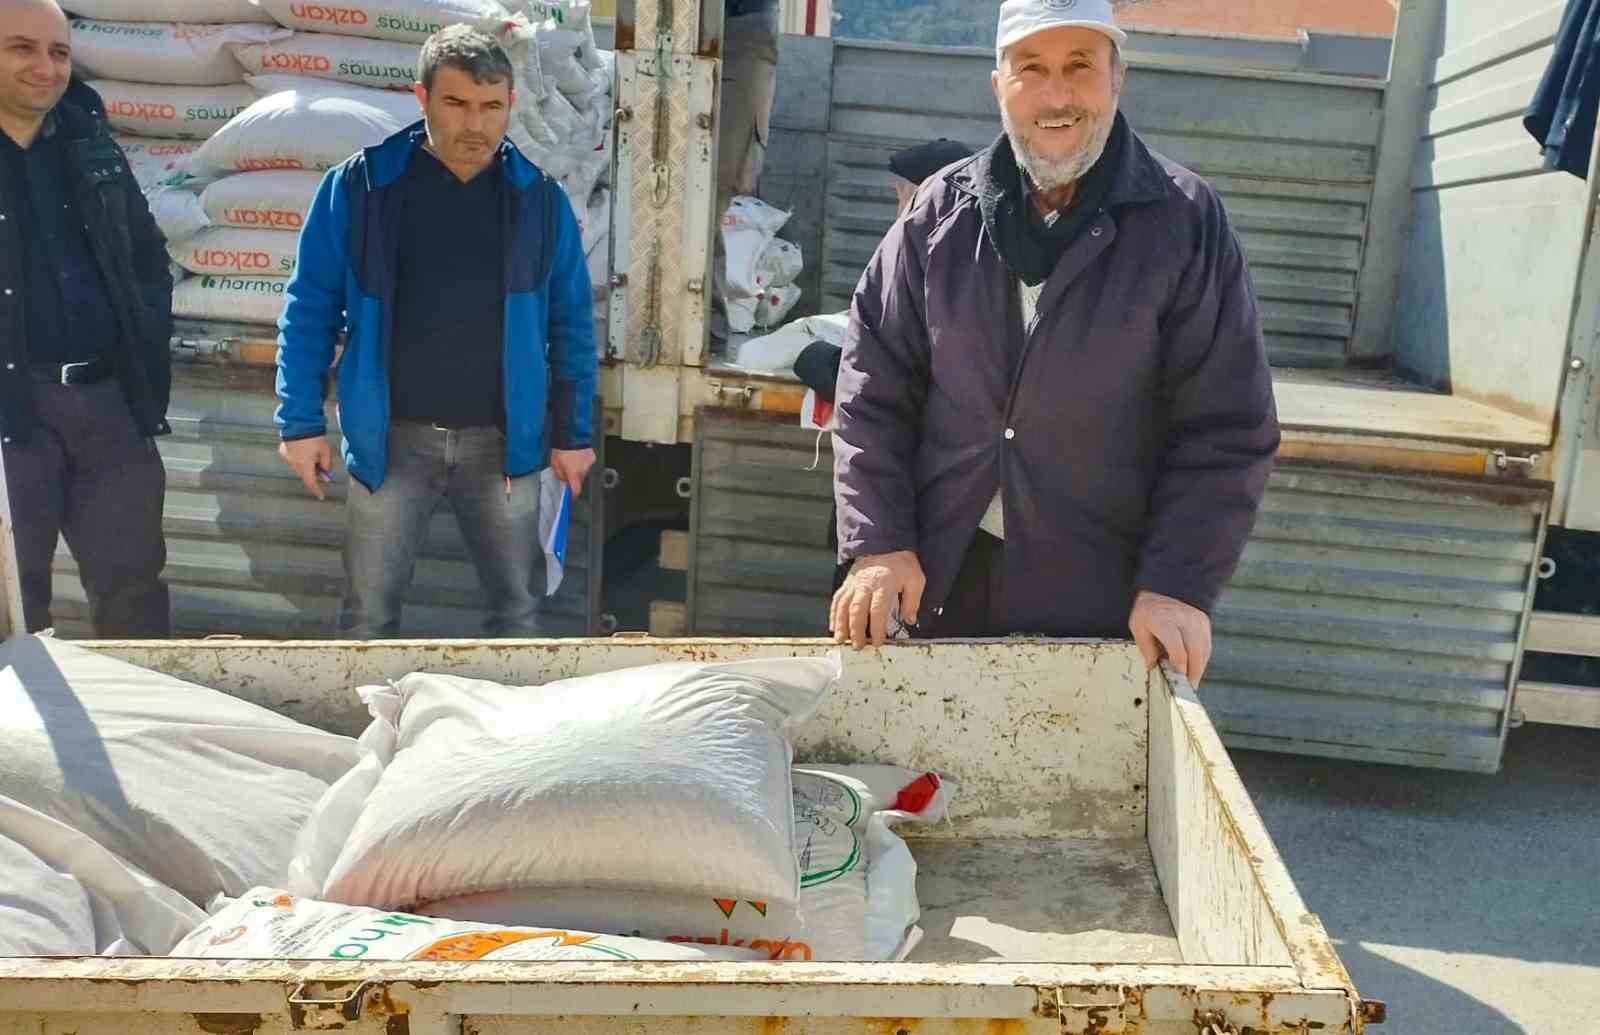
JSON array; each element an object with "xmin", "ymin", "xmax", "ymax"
[{"xmin": 833, "ymin": 126, "xmax": 1279, "ymax": 637}]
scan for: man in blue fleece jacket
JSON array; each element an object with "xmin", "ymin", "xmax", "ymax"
[{"xmin": 274, "ymin": 25, "xmax": 598, "ymax": 639}]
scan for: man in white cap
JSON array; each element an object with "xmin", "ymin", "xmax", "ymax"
[{"xmin": 828, "ymin": 0, "xmax": 1280, "ymax": 687}]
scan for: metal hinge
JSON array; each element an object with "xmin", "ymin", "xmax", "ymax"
[
  {"xmin": 1048, "ymin": 986, "xmax": 1131, "ymax": 1033},
  {"xmin": 1487, "ymin": 449, "xmax": 1540, "ymax": 478}
]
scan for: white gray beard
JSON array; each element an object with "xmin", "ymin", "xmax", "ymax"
[{"xmin": 1002, "ymin": 105, "xmax": 1117, "ymax": 194}]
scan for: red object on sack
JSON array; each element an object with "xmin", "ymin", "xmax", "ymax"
[{"xmin": 893, "ymin": 772, "xmax": 942, "ymax": 814}]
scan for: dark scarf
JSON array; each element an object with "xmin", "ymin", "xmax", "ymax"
[{"xmin": 979, "ymin": 112, "xmax": 1128, "ymax": 286}]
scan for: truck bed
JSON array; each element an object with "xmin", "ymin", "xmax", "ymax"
[
  {"xmin": 0, "ymin": 637, "xmax": 1377, "ymax": 1033},
  {"xmin": 911, "ymin": 837, "xmax": 1181, "ymax": 964}
]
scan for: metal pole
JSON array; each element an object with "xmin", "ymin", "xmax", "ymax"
[
  {"xmin": 0, "ymin": 446, "xmax": 25, "ymax": 639},
  {"xmin": 1347, "ymin": 0, "xmax": 1445, "ymax": 361}
]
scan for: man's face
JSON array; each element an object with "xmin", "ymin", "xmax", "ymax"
[
  {"xmin": 414, "ymin": 63, "xmax": 512, "ymax": 174},
  {"xmin": 991, "ymin": 26, "xmax": 1123, "ymax": 192},
  {"xmin": 0, "ymin": 0, "xmax": 71, "ymax": 125}
]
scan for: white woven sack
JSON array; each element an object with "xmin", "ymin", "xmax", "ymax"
[
  {"xmin": 229, "ymin": 31, "xmax": 420, "ymax": 91},
  {"xmin": 0, "ymin": 636, "xmax": 359, "ymax": 908},
  {"xmin": 418, "ymin": 766, "xmax": 953, "ymax": 962},
  {"xmin": 253, "ymin": 0, "xmax": 508, "ymax": 42},
  {"xmin": 148, "ymin": 185, "xmax": 210, "ymax": 242},
  {"xmin": 755, "ymin": 237, "xmax": 801, "ymax": 290},
  {"xmin": 63, "ymin": 0, "xmax": 276, "ymax": 23},
  {"xmin": 0, "ymin": 799, "xmax": 205, "ymax": 956},
  {"xmin": 70, "ymin": 19, "xmax": 287, "ymax": 85},
  {"xmin": 169, "ymin": 225, "xmax": 299, "ymax": 276},
  {"xmin": 289, "ymin": 656, "xmax": 840, "ymax": 912},
  {"xmin": 172, "ymin": 888, "xmax": 762, "ymax": 961},
  {"xmin": 201, "ymin": 169, "xmax": 323, "ymax": 229},
  {"xmin": 91, "ymin": 80, "xmax": 255, "ymax": 139},
  {"xmin": 172, "ymin": 273, "xmax": 289, "ymax": 324},
  {"xmin": 114, "ymin": 135, "xmax": 204, "ymax": 189},
  {"xmin": 192, "ymin": 78, "xmax": 415, "ymax": 174}
]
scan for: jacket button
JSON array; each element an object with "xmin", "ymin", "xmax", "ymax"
[
  {"xmin": 1004, "ymin": 428, "xmax": 1016, "ymax": 440},
  {"xmin": 1091, "ymin": 227, "xmax": 1104, "ymax": 238},
  {"xmin": 4, "ymin": 363, "xmax": 13, "ymax": 370}
]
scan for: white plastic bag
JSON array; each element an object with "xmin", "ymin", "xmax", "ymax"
[
  {"xmin": 147, "ymin": 185, "xmax": 210, "ymax": 241},
  {"xmin": 172, "ymin": 273, "xmax": 289, "ymax": 324},
  {"xmin": 253, "ymin": 0, "xmax": 509, "ymax": 42},
  {"xmin": 229, "ymin": 31, "xmax": 421, "ymax": 91},
  {"xmin": 70, "ymin": 19, "xmax": 288, "ymax": 85},
  {"xmin": 755, "ymin": 237, "xmax": 801, "ymax": 290},
  {"xmin": 169, "ymin": 225, "xmax": 299, "ymax": 276},
  {"xmin": 171, "ymin": 888, "xmax": 763, "ymax": 961},
  {"xmin": 735, "ymin": 311, "xmax": 849, "ymax": 373},
  {"xmin": 721, "ymin": 195, "xmax": 789, "ymax": 298},
  {"xmin": 115, "ymin": 135, "xmax": 205, "ymax": 189},
  {"xmin": 63, "ymin": 0, "xmax": 276, "ymax": 24},
  {"xmin": 755, "ymin": 283, "xmax": 802, "ymax": 328},
  {"xmin": 200, "ymin": 169, "xmax": 323, "ymax": 229},
  {"xmin": 0, "ymin": 636, "xmax": 360, "ymax": 908},
  {"xmin": 92, "ymin": 79, "xmax": 256, "ymax": 139},
  {"xmin": 192, "ymin": 79, "xmax": 415, "ymax": 174},
  {"xmin": 418, "ymin": 766, "xmax": 952, "ymax": 962},
  {"xmin": 290, "ymin": 656, "xmax": 840, "ymax": 912}
]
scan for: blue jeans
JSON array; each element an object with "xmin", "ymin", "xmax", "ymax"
[{"xmin": 340, "ymin": 422, "xmax": 543, "ymax": 638}]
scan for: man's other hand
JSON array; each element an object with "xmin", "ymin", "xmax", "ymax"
[
  {"xmin": 551, "ymin": 448, "xmax": 596, "ymax": 496},
  {"xmin": 279, "ymin": 436, "xmax": 333, "ymax": 500},
  {"xmin": 1129, "ymin": 590, "xmax": 1213, "ymax": 687},
  {"xmin": 830, "ymin": 550, "xmax": 926, "ymax": 650}
]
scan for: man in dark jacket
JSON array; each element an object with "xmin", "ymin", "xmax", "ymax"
[
  {"xmin": 0, "ymin": 0, "xmax": 173, "ymax": 637},
  {"xmin": 829, "ymin": 0, "xmax": 1279, "ymax": 686}
]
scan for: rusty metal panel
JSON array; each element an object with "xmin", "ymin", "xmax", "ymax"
[
  {"xmin": 1207, "ymin": 465, "xmax": 1548, "ymax": 772},
  {"xmin": 47, "ymin": 365, "xmax": 599, "ymax": 639},
  {"xmin": 819, "ymin": 41, "xmax": 1384, "ymax": 368}
]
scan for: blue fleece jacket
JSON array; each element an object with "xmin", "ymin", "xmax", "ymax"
[{"xmin": 274, "ymin": 122, "xmax": 597, "ymax": 491}]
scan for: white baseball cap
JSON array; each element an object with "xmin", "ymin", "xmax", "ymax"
[{"xmin": 996, "ymin": 0, "xmax": 1128, "ymax": 64}]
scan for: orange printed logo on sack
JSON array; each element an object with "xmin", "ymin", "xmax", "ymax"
[{"xmin": 408, "ymin": 929, "xmax": 597, "ymax": 961}]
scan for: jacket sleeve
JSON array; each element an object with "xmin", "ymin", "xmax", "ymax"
[
  {"xmin": 1135, "ymin": 190, "xmax": 1280, "ymax": 613},
  {"xmin": 545, "ymin": 186, "xmax": 598, "ymax": 450},
  {"xmin": 123, "ymin": 164, "xmax": 173, "ymax": 416},
  {"xmin": 831, "ymin": 204, "xmax": 933, "ymax": 562},
  {"xmin": 275, "ymin": 167, "xmax": 349, "ymax": 442}
]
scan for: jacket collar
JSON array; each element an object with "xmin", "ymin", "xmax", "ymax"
[
  {"xmin": 952, "ymin": 112, "xmax": 1172, "ymax": 210},
  {"xmin": 361, "ymin": 120, "xmax": 542, "ymax": 193}
]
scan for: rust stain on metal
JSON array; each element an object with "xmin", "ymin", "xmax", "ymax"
[
  {"xmin": 984, "ymin": 1022, "xmax": 1028, "ymax": 1035},
  {"xmin": 193, "ymin": 1014, "xmax": 263, "ymax": 1035},
  {"xmin": 758, "ymin": 1017, "xmax": 790, "ymax": 1035},
  {"xmin": 1359, "ymin": 999, "xmax": 1388, "ymax": 1025}
]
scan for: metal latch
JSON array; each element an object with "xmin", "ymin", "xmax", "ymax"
[
  {"xmin": 1488, "ymin": 449, "xmax": 1540, "ymax": 477},
  {"xmin": 1194, "ymin": 1009, "xmax": 1240, "ymax": 1034},
  {"xmin": 1050, "ymin": 987, "xmax": 1130, "ymax": 1033},
  {"xmin": 170, "ymin": 335, "xmax": 238, "ymax": 360},
  {"xmin": 708, "ymin": 380, "xmax": 756, "ymax": 408},
  {"xmin": 287, "ymin": 981, "xmax": 370, "ymax": 1029}
]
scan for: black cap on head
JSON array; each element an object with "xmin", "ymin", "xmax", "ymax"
[{"xmin": 888, "ymin": 138, "xmax": 975, "ymax": 186}]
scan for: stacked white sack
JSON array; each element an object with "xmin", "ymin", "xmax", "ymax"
[{"xmin": 721, "ymin": 195, "xmax": 804, "ymax": 335}]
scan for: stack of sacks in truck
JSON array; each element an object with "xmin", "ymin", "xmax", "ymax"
[{"xmin": 69, "ymin": 0, "xmax": 614, "ymax": 331}]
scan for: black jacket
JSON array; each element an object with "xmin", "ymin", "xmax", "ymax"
[{"xmin": 0, "ymin": 101, "xmax": 173, "ymax": 444}]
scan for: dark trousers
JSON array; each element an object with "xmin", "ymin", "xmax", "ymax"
[
  {"xmin": 2, "ymin": 380, "xmax": 170, "ymax": 637},
  {"xmin": 340, "ymin": 422, "xmax": 544, "ymax": 639}
]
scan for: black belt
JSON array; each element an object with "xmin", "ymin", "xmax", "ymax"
[{"xmin": 29, "ymin": 357, "xmax": 113, "ymax": 386}]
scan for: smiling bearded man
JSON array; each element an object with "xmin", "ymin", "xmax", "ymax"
[{"xmin": 827, "ymin": 0, "xmax": 1280, "ymax": 689}]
